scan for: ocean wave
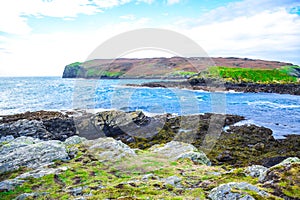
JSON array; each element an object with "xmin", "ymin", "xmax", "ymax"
[{"xmin": 247, "ymin": 101, "xmax": 300, "ymax": 109}]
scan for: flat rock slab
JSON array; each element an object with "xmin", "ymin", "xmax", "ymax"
[
  {"xmin": 149, "ymin": 141, "xmax": 211, "ymax": 165},
  {"xmin": 0, "ymin": 136, "xmax": 68, "ymax": 174},
  {"xmin": 84, "ymin": 137, "xmax": 136, "ymax": 162}
]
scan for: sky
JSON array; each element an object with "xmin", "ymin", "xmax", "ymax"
[{"xmin": 0, "ymin": 0, "xmax": 300, "ymax": 76}]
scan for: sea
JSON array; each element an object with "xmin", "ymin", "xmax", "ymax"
[{"xmin": 1, "ymin": 77, "xmax": 299, "ymax": 139}]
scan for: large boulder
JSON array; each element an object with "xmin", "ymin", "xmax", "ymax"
[
  {"xmin": 84, "ymin": 137, "xmax": 136, "ymax": 162},
  {"xmin": 149, "ymin": 141, "xmax": 211, "ymax": 165},
  {"xmin": 92, "ymin": 110, "xmax": 164, "ymax": 139},
  {"xmin": 258, "ymin": 157, "xmax": 300, "ymax": 199},
  {"xmin": 0, "ymin": 111, "xmax": 76, "ymax": 141},
  {"xmin": 0, "ymin": 136, "xmax": 69, "ymax": 174},
  {"xmin": 208, "ymin": 182, "xmax": 269, "ymax": 200},
  {"xmin": 259, "ymin": 157, "xmax": 300, "ymax": 182}
]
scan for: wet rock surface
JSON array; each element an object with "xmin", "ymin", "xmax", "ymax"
[
  {"xmin": 127, "ymin": 80, "xmax": 300, "ymax": 95},
  {"xmin": 1, "ymin": 110, "xmax": 299, "ymax": 168},
  {"xmin": 0, "ymin": 110, "xmax": 299, "ymax": 199},
  {"xmin": 0, "ymin": 111, "xmax": 76, "ymax": 141}
]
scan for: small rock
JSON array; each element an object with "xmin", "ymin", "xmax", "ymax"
[
  {"xmin": 163, "ymin": 176, "xmax": 182, "ymax": 188},
  {"xmin": 15, "ymin": 192, "xmax": 48, "ymax": 200},
  {"xmin": 68, "ymin": 186, "xmax": 86, "ymax": 196},
  {"xmin": 208, "ymin": 182, "xmax": 269, "ymax": 200},
  {"xmin": 216, "ymin": 150, "xmax": 233, "ymax": 162},
  {"xmin": 245, "ymin": 165, "xmax": 268, "ymax": 179},
  {"xmin": 0, "ymin": 179, "xmax": 25, "ymax": 192},
  {"xmin": 64, "ymin": 136, "xmax": 87, "ymax": 146},
  {"xmin": 141, "ymin": 173, "xmax": 159, "ymax": 181},
  {"xmin": 149, "ymin": 141, "xmax": 211, "ymax": 165},
  {"xmin": 253, "ymin": 142, "xmax": 265, "ymax": 151}
]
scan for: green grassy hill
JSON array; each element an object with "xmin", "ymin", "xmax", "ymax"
[{"xmin": 192, "ymin": 66, "xmax": 300, "ymax": 84}]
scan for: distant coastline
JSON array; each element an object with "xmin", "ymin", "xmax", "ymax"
[{"xmin": 62, "ymin": 57, "xmax": 298, "ymax": 79}]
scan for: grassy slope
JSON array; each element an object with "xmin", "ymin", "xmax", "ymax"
[
  {"xmin": 193, "ymin": 66, "xmax": 299, "ymax": 84},
  {"xmin": 1, "ymin": 143, "xmax": 299, "ymax": 200}
]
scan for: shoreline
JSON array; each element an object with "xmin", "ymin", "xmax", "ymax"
[
  {"xmin": 1, "ymin": 109, "xmax": 299, "ymax": 166},
  {"xmin": 126, "ymin": 80, "xmax": 300, "ymax": 95},
  {"xmin": 1, "ymin": 109, "xmax": 300, "ymax": 199}
]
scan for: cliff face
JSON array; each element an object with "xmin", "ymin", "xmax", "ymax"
[{"xmin": 62, "ymin": 57, "xmax": 295, "ymax": 79}]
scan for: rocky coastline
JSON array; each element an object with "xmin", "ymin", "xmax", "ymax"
[
  {"xmin": 127, "ymin": 79, "xmax": 300, "ymax": 95},
  {"xmin": 1, "ymin": 110, "xmax": 299, "ymax": 199}
]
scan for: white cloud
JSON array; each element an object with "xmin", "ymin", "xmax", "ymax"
[
  {"xmin": 0, "ymin": 18, "xmax": 151, "ymax": 76},
  {"xmin": 120, "ymin": 14, "xmax": 136, "ymax": 20},
  {"xmin": 0, "ymin": 0, "xmax": 102, "ymax": 35},
  {"xmin": 169, "ymin": 0, "xmax": 300, "ymax": 65},
  {"xmin": 0, "ymin": 0, "xmax": 144, "ymax": 35},
  {"xmin": 137, "ymin": 0, "xmax": 155, "ymax": 4},
  {"xmin": 166, "ymin": 0, "xmax": 180, "ymax": 5},
  {"xmin": 92, "ymin": 0, "xmax": 131, "ymax": 8},
  {"xmin": 184, "ymin": 0, "xmax": 300, "ymax": 27}
]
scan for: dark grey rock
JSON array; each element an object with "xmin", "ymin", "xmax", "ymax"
[
  {"xmin": 208, "ymin": 182, "xmax": 269, "ymax": 200},
  {"xmin": 149, "ymin": 141, "xmax": 211, "ymax": 165}
]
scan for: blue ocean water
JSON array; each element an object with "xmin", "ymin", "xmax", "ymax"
[{"xmin": 0, "ymin": 77, "xmax": 299, "ymax": 138}]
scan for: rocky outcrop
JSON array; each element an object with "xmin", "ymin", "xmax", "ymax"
[
  {"xmin": 84, "ymin": 137, "xmax": 136, "ymax": 162},
  {"xmin": 208, "ymin": 182, "xmax": 269, "ymax": 200},
  {"xmin": 0, "ymin": 111, "xmax": 299, "ymax": 200},
  {"xmin": 259, "ymin": 157, "xmax": 300, "ymax": 199},
  {"xmin": 1, "ymin": 110, "xmax": 300, "ymax": 168},
  {"xmin": 0, "ymin": 111, "xmax": 76, "ymax": 141},
  {"xmin": 129, "ymin": 80, "xmax": 300, "ymax": 95},
  {"xmin": 149, "ymin": 141, "xmax": 211, "ymax": 165},
  {"xmin": 92, "ymin": 110, "xmax": 163, "ymax": 139},
  {"xmin": 0, "ymin": 136, "xmax": 69, "ymax": 174}
]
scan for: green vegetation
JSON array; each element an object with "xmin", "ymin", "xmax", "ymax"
[
  {"xmin": 194, "ymin": 66, "xmax": 299, "ymax": 84},
  {"xmin": 172, "ymin": 71, "xmax": 197, "ymax": 77},
  {"xmin": 86, "ymin": 69, "xmax": 124, "ymax": 78},
  {"xmin": 62, "ymin": 62, "xmax": 85, "ymax": 78},
  {"xmin": 0, "ymin": 144, "xmax": 281, "ymax": 200},
  {"xmin": 68, "ymin": 62, "xmax": 82, "ymax": 67},
  {"xmin": 0, "ymin": 150, "xmax": 296, "ymax": 199}
]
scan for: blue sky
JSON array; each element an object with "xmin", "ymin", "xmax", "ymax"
[{"xmin": 0, "ymin": 0, "xmax": 300, "ymax": 76}]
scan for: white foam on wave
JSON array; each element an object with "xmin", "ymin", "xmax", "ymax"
[
  {"xmin": 223, "ymin": 119, "xmax": 257, "ymax": 131},
  {"xmin": 247, "ymin": 101, "xmax": 300, "ymax": 109}
]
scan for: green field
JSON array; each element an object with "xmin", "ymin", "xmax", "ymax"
[{"xmin": 197, "ymin": 66, "xmax": 299, "ymax": 84}]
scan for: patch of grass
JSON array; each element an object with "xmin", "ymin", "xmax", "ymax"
[
  {"xmin": 68, "ymin": 62, "xmax": 82, "ymax": 67},
  {"xmin": 173, "ymin": 71, "xmax": 197, "ymax": 77},
  {"xmin": 1, "ymin": 142, "xmax": 297, "ymax": 199},
  {"xmin": 194, "ymin": 66, "xmax": 298, "ymax": 84},
  {"xmin": 86, "ymin": 69, "xmax": 124, "ymax": 78}
]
